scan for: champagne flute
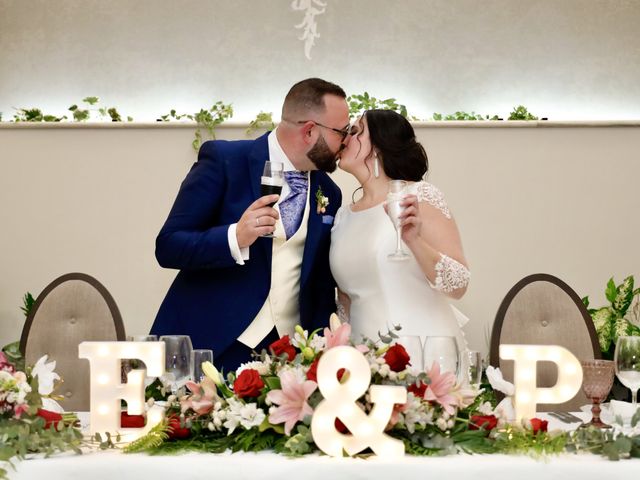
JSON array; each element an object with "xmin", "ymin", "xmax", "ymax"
[
  {"xmin": 386, "ymin": 179, "xmax": 410, "ymax": 261},
  {"xmin": 159, "ymin": 335, "xmax": 193, "ymax": 393},
  {"xmin": 424, "ymin": 336, "xmax": 460, "ymax": 377},
  {"xmin": 614, "ymin": 336, "xmax": 640, "ymax": 407},
  {"xmin": 191, "ymin": 349, "xmax": 214, "ymax": 383},
  {"xmin": 260, "ymin": 161, "xmax": 284, "ymax": 238}
]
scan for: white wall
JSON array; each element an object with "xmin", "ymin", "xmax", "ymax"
[
  {"xmin": 1, "ymin": 123, "xmax": 639, "ymax": 355},
  {"xmin": 1, "ymin": 0, "xmax": 640, "ymax": 121}
]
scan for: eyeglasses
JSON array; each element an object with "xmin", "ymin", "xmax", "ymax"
[{"xmin": 293, "ymin": 119, "xmax": 352, "ymax": 141}]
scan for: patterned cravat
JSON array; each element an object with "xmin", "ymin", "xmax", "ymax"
[{"xmin": 280, "ymin": 171, "xmax": 308, "ymax": 239}]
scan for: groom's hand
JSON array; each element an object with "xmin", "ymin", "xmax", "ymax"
[{"xmin": 236, "ymin": 195, "xmax": 280, "ymax": 248}]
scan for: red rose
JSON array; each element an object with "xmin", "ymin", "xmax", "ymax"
[
  {"xmin": 120, "ymin": 412, "xmax": 145, "ymax": 428},
  {"xmin": 233, "ymin": 369, "xmax": 265, "ymax": 398},
  {"xmin": 167, "ymin": 414, "xmax": 190, "ymax": 439},
  {"xmin": 335, "ymin": 417, "xmax": 350, "ymax": 434},
  {"xmin": 470, "ymin": 414, "xmax": 498, "ymax": 432},
  {"xmin": 384, "ymin": 344, "xmax": 411, "ymax": 372},
  {"xmin": 269, "ymin": 335, "xmax": 297, "ymax": 361},
  {"xmin": 307, "ymin": 357, "xmax": 346, "ymax": 383},
  {"xmin": 530, "ymin": 418, "xmax": 548, "ymax": 434},
  {"xmin": 408, "ymin": 381, "xmax": 427, "ymax": 399},
  {"xmin": 37, "ymin": 408, "xmax": 63, "ymax": 430}
]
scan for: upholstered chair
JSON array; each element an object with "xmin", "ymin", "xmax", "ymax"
[
  {"xmin": 490, "ymin": 273, "xmax": 600, "ymax": 411},
  {"xmin": 20, "ymin": 273, "xmax": 125, "ymax": 411}
]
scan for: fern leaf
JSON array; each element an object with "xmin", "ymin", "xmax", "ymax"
[{"xmin": 123, "ymin": 421, "xmax": 169, "ymax": 453}]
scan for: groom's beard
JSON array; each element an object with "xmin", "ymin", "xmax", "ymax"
[{"xmin": 307, "ymin": 135, "xmax": 339, "ymax": 173}]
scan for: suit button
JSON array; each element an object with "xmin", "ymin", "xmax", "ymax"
[
  {"xmin": 541, "ymin": 320, "xmax": 549, "ymax": 327},
  {"xmin": 65, "ymin": 391, "xmax": 73, "ymax": 398},
  {"xmin": 69, "ymin": 317, "xmax": 77, "ymax": 325}
]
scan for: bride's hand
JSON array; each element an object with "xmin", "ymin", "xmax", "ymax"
[{"xmin": 398, "ymin": 194, "xmax": 422, "ymax": 245}]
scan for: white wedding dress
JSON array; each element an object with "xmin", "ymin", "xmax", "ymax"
[{"xmin": 329, "ymin": 181, "xmax": 469, "ymax": 355}]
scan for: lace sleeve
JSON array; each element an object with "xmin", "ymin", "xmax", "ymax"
[
  {"xmin": 336, "ymin": 300, "xmax": 349, "ymax": 323},
  {"xmin": 434, "ymin": 254, "xmax": 470, "ymax": 293},
  {"xmin": 413, "ymin": 182, "xmax": 451, "ymax": 219}
]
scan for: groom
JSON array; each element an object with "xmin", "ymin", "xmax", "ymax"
[{"xmin": 150, "ymin": 78, "xmax": 349, "ymax": 372}]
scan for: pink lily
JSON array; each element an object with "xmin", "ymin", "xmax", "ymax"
[
  {"xmin": 266, "ymin": 370, "xmax": 317, "ymax": 435},
  {"xmin": 424, "ymin": 362, "xmax": 457, "ymax": 415},
  {"xmin": 180, "ymin": 377, "xmax": 219, "ymax": 415},
  {"xmin": 324, "ymin": 322, "xmax": 351, "ymax": 350}
]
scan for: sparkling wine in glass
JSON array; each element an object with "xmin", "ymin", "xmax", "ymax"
[
  {"xmin": 191, "ymin": 349, "xmax": 214, "ymax": 383},
  {"xmin": 159, "ymin": 335, "xmax": 193, "ymax": 393},
  {"xmin": 260, "ymin": 161, "xmax": 284, "ymax": 238},
  {"xmin": 386, "ymin": 179, "xmax": 409, "ymax": 261},
  {"xmin": 614, "ymin": 336, "xmax": 640, "ymax": 407},
  {"xmin": 424, "ymin": 336, "xmax": 460, "ymax": 377},
  {"xmin": 580, "ymin": 359, "xmax": 615, "ymax": 429}
]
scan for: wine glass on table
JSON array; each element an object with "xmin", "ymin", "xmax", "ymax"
[
  {"xmin": 394, "ymin": 336, "xmax": 424, "ymax": 373},
  {"xmin": 260, "ymin": 161, "xmax": 284, "ymax": 238},
  {"xmin": 191, "ymin": 349, "xmax": 214, "ymax": 383},
  {"xmin": 614, "ymin": 336, "xmax": 640, "ymax": 408},
  {"xmin": 159, "ymin": 335, "xmax": 193, "ymax": 394},
  {"xmin": 424, "ymin": 336, "xmax": 460, "ymax": 377},
  {"xmin": 580, "ymin": 359, "xmax": 615, "ymax": 429},
  {"xmin": 386, "ymin": 179, "xmax": 409, "ymax": 261}
]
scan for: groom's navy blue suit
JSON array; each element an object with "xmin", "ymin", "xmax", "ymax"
[{"xmin": 150, "ymin": 133, "xmax": 341, "ymax": 371}]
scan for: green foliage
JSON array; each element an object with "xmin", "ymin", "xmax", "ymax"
[
  {"xmin": 347, "ymin": 92, "xmax": 408, "ymax": 119},
  {"xmin": 281, "ymin": 425, "xmax": 314, "ymax": 456},
  {"xmin": 246, "ymin": 111, "xmax": 275, "ymax": 136},
  {"xmin": 157, "ymin": 101, "xmax": 234, "ymax": 150},
  {"xmin": 0, "ymin": 416, "xmax": 84, "ymax": 478},
  {"xmin": 492, "ymin": 425, "xmax": 567, "ymax": 457},
  {"xmin": 12, "ymin": 108, "xmax": 66, "ymax": 122},
  {"xmin": 123, "ymin": 421, "xmax": 169, "ymax": 453},
  {"xmin": 583, "ymin": 276, "xmax": 640, "ymax": 358},
  {"xmin": 508, "ymin": 105, "xmax": 538, "ymax": 120},
  {"xmin": 1, "ymin": 342, "xmax": 23, "ymax": 372},
  {"xmin": 21, "ymin": 292, "xmax": 35, "ymax": 317},
  {"xmin": 432, "ymin": 111, "xmax": 500, "ymax": 121}
]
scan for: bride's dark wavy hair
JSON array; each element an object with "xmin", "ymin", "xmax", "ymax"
[{"xmin": 365, "ymin": 109, "xmax": 428, "ymax": 181}]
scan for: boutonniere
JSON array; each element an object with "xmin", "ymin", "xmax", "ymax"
[{"xmin": 315, "ymin": 186, "xmax": 330, "ymax": 214}]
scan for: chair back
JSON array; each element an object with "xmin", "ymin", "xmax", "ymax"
[
  {"xmin": 20, "ymin": 273, "xmax": 125, "ymax": 411},
  {"xmin": 490, "ymin": 273, "xmax": 600, "ymax": 411}
]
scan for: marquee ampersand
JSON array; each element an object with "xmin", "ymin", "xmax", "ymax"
[{"xmin": 310, "ymin": 346, "xmax": 407, "ymax": 457}]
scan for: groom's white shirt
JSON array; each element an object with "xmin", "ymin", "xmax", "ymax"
[{"xmin": 231, "ymin": 130, "xmax": 311, "ymax": 348}]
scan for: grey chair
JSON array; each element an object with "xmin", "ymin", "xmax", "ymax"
[
  {"xmin": 20, "ymin": 273, "xmax": 125, "ymax": 411},
  {"xmin": 489, "ymin": 273, "xmax": 600, "ymax": 411}
]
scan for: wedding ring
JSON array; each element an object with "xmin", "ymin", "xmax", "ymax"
[{"xmin": 256, "ymin": 217, "xmax": 261, "ymax": 226}]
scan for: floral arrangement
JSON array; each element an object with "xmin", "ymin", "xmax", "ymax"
[
  {"xmin": 0, "ymin": 350, "xmax": 83, "ymax": 479},
  {"xmin": 126, "ymin": 316, "xmax": 576, "ymax": 457}
]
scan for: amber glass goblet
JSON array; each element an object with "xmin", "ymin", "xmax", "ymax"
[{"xmin": 580, "ymin": 359, "xmax": 615, "ymax": 429}]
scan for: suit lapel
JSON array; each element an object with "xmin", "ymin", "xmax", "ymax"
[
  {"xmin": 300, "ymin": 171, "xmax": 324, "ymax": 288},
  {"xmin": 248, "ymin": 133, "xmax": 270, "ymax": 200}
]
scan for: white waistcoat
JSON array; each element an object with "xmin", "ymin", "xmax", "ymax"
[{"xmin": 237, "ymin": 187, "xmax": 311, "ymax": 348}]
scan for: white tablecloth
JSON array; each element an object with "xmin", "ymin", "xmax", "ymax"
[{"xmin": 10, "ymin": 413, "xmax": 639, "ymax": 480}]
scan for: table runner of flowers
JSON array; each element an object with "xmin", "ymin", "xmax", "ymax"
[{"xmin": 2, "ymin": 317, "xmax": 640, "ymax": 480}]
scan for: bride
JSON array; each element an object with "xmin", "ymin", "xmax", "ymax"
[{"xmin": 330, "ymin": 109, "xmax": 470, "ymax": 366}]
